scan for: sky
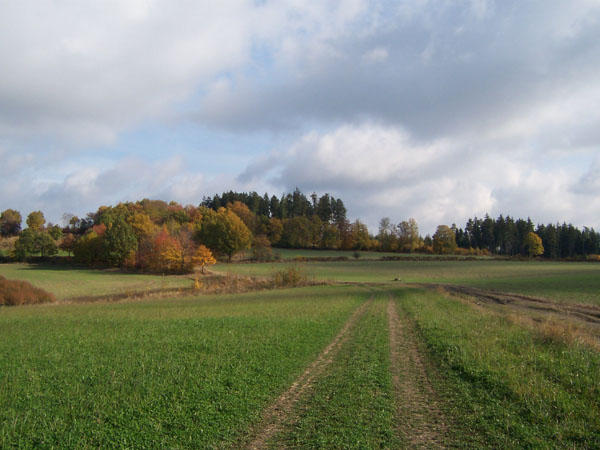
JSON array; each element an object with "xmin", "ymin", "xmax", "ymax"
[{"xmin": 1, "ymin": 0, "xmax": 600, "ymax": 235}]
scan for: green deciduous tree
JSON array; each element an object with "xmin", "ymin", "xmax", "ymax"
[
  {"xmin": 196, "ymin": 208, "xmax": 252, "ymax": 260},
  {"xmin": 13, "ymin": 229, "xmax": 39, "ymax": 261},
  {"xmin": 38, "ymin": 232, "xmax": 58, "ymax": 258},
  {"xmin": 281, "ymin": 216, "xmax": 312, "ymax": 248},
  {"xmin": 103, "ymin": 218, "xmax": 138, "ymax": 267}
]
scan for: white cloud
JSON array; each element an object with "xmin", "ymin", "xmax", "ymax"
[
  {"xmin": 1, "ymin": 0, "xmax": 600, "ymax": 234},
  {"xmin": 248, "ymin": 122, "xmax": 599, "ymax": 234}
]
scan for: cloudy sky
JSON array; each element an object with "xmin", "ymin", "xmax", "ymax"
[{"xmin": 2, "ymin": 0, "xmax": 600, "ymax": 234}]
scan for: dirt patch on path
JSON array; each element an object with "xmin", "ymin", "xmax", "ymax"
[
  {"xmin": 242, "ymin": 297, "xmax": 373, "ymax": 450},
  {"xmin": 388, "ymin": 297, "xmax": 448, "ymax": 448}
]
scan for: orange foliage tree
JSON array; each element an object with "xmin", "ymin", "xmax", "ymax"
[{"xmin": 193, "ymin": 245, "xmax": 216, "ymax": 273}]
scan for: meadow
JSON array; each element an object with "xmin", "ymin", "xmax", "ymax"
[
  {"xmin": 0, "ymin": 263, "xmax": 192, "ymax": 300},
  {"xmin": 0, "ymin": 286, "xmax": 364, "ymax": 449},
  {"xmin": 216, "ymin": 259, "xmax": 600, "ymax": 305},
  {"xmin": 1, "ymin": 254, "xmax": 600, "ymax": 448}
]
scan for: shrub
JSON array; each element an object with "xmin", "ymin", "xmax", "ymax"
[
  {"xmin": 251, "ymin": 234, "xmax": 273, "ymax": 261},
  {"xmin": 0, "ymin": 276, "xmax": 56, "ymax": 305},
  {"xmin": 271, "ymin": 265, "xmax": 309, "ymax": 287}
]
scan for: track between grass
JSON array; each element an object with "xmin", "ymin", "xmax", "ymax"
[
  {"xmin": 388, "ymin": 297, "xmax": 448, "ymax": 448},
  {"xmin": 243, "ymin": 296, "xmax": 373, "ymax": 450}
]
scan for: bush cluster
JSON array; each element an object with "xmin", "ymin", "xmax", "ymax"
[
  {"xmin": 271, "ymin": 266, "xmax": 310, "ymax": 287},
  {"xmin": 0, "ymin": 275, "xmax": 56, "ymax": 305}
]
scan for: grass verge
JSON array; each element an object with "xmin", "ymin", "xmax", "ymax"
[{"xmin": 395, "ymin": 287, "xmax": 600, "ymax": 448}]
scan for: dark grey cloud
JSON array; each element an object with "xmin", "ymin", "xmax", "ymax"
[{"xmin": 197, "ymin": 0, "xmax": 600, "ymax": 142}]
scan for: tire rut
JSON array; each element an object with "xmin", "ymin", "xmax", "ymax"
[
  {"xmin": 242, "ymin": 297, "xmax": 373, "ymax": 450},
  {"xmin": 388, "ymin": 297, "xmax": 448, "ymax": 448}
]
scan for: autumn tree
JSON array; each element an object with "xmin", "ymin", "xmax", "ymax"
[
  {"xmin": 136, "ymin": 226, "xmax": 175, "ymax": 271},
  {"xmin": 163, "ymin": 223, "xmax": 198, "ymax": 272},
  {"xmin": 0, "ymin": 209, "xmax": 22, "ymax": 237},
  {"xmin": 26, "ymin": 211, "xmax": 45, "ymax": 231},
  {"xmin": 350, "ymin": 219, "xmax": 370, "ymax": 250},
  {"xmin": 73, "ymin": 231, "xmax": 104, "ymax": 265},
  {"xmin": 227, "ymin": 201, "xmax": 257, "ymax": 233},
  {"xmin": 321, "ymin": 222, "xmax": 341, "ymax": 249},
  {"xmin": 60, "ymin": 233, "xmax": 76, "ymax": 256},
  {"xmin": 433, "ymin": 225, "xmax": 457, "ymax": 254},
  {"xmin": 378, "ymin": 217, "xmax": 397, "ymax": 251},
  {"xmin": 397, "ymin": 218, "xmax": 420, "ymax": 252},
  {"xmin": 267, "ymin": 217, "xmax": 283, "ymax": 244},
  {"xmin": 193, "ymin": 245, "xmax": 216, "ymax": 273},
  {"xmin": 525, "ymin": 232, "xmax": 544, "ymax": 257},
  {"xmin": 252, "ymin": 234, "xmax": 273, "ymax": 261},
  {"xmin": 127, "ymin": 211, "xmax": 157, "ymax": 242},
  {"xmin": 309, "ymin": 215, "xmax": 323, "ymax": 248},
  {"xmin": 196, "ymin": 208, "xmax": 252, "ymax": 260}
]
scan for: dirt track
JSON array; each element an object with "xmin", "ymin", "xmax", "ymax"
[
  {"xmin": 243, "ymin": 297, "xmax": 373, "ymax": 450},
  {"xmin": 388, "ymin": 298, "xmax": 448, "ymax": 448}
]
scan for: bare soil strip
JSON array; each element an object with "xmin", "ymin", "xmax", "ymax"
[
  {"xmin": 434, "ymin": 284, "xmax": 600, "ymax": 326},
  {"xmin": 242, "ymin": 297, "xmax": 373, "ymax": 450},
  {"xmin": 388, "ymin": 297, "xmax": 448, "ymax": 448}
]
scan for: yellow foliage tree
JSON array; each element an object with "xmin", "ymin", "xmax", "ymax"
[
  {"xmin": 193, "ymin": 245, "xmax": 216, "ymax": 273},
  {"xmin": 158, "ymin": 238, "xmax": 183, "ymax": 272},
  {"xmin": 128, "ymin": 212, "xmax": 158, "ymax": 241},
  {"xmin": 433, "ymin": 225, "xmax": 457, "ymax": 254},
  {"xmin": 525, "ymin": 232, "xmax": 544, "ymax": 257}
]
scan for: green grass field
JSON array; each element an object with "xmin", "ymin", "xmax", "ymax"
[
  {"xmin": 216, "ymin": 259, "xmax": 600, "ymax": 305},
  {"xmin": 396, "ymin": 288, "xmax": 600, "ymax": 448},
  {"xmin": 0, "ymin": 263, "xmax": 192, "ymax": 299},
  {"xmin": 0, "ymin": 286, "xmax": 365, "ymax": 449},
  {"xmin": 239, "ymin": 247, "xmax": 490, "ymax": 260},
  {"xmin": 2, "ymin": 253, "xmax": 600, "ymax": 448}
]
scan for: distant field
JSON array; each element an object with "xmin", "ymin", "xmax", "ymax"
[
  {"xmin": 216, "ymin": 259, "xmax": 600, "ymax": 305},
  {"xmin": 258, "ymin": 248, "xmax": 409, "ymax": 260},
  {"xmin": 240, "ymin": 247, "xmax": 490, "ymax": 260},
  {"xmin": 0, "ymin": 263, "xmax": 192, "ymax": 300}
]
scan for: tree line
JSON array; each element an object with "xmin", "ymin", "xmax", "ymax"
[
  {"xmin": 1, "ymin": 193, "xmax": 599, "ymax": 271},
  {"xmin": 0, "ymin": 190, "xmax": 362, "ymax": 271},
  {"xmin": 452, "ymin": 215, "xmax": 600, "ymax": 258}
]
